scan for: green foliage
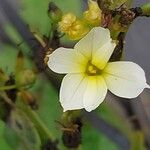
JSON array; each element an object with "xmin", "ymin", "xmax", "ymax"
[
  {"xmin": 82, "ymin": 122, "xmax": 119, "ymax": 150},
  {"xmin": 20, "ymin": 0, "xmax": 51, "ymax": 37},
  {"xmin": 97, "ymin": 102, "xmax": 131, "ymax": 136},
  {"xmin": 4, "ymin": 126, "xmax": 20, "ymax": 150},
  {"xmin": 31, "ymin": 75, "xmax": 62, "ymax": 136},
  {"xmin": 20, "ymin": 0, "xmax": 82, "ymax": 37},
  {"xmin": 0, "ymin": 121, "xmax": 12, "ymax": 150},
  {"xmin": 8, "ymin": 109, "xmax": 41, "ymax": 150},
  {"xmin": 53, "ymin": 0, "xmax": 82, "ymax": 16},
  {"xmin": 0, "ymin": 45, "xmax": 18, "ymax": 73}
]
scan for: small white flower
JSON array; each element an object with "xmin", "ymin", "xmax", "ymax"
[{"xmin": 47, "ymin": 27, "xmax": 150, "ymax": 112}]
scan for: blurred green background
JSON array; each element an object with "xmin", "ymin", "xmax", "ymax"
[{"xmin": 0, "ymin": 0, "xmax": 149, "ymax": 150}]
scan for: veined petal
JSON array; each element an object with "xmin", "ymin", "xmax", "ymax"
[
  {"xmin": 74, "ymin": 27, "xmax": 111, "ymax": 59},
  {"xmin": 47, "ymin": 47, "xmax": 88, "ymax": 73},
  {"xmin": 92, "ymin": 40, "xmax": 116, "ymax": 70},
  {"xmin": 83, "ymin": 76, "xmax": 107, "ymax": 112},
  {"xmin": 103, "ymin": 61, "xmax": 150, "ymax": 98},
  {"xmin": 60, "ymin": 73, "xmax": 87, "ymax": 111}
]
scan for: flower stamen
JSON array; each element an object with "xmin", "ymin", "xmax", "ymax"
[{"xmin": 86, "ymin": 61, "xmax": 102, "ymax": 76}]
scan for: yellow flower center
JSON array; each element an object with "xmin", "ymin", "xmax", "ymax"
[{"xmin": 86, "ymin": 61, "xmax": 102, "ymax": 76}]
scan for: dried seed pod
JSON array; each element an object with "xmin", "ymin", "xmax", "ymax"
[
  {"xmin": 42, "ymin": 139, "xmax": 59, "ymax": 150},
  {"xmin": 62, "ymin": 118, "xmax": 82, "ymax": 148}
]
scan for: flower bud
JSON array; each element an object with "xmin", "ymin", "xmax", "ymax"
[
  {"xmin": 48, "ymin": 2, "xmax": 62, "ymax": 24},
  {"xmin": 59, "ymin": 13, "xmax": 89, "ymax": 40},
  {"xmin": 16, "ymin": 69, "xmax": 36, "ymax": 89},
  {"xmin": 67, "ymin": 20, "xmax": 89, "ymax": 40},
  {"xmin": 83, "ymin": 0, "xmax": 102, "ymax": 26},
  {"xmin": 59, "ymin": 13, "xmax": 77, "ymax": 32}
]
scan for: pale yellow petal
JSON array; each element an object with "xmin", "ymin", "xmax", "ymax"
[
  {"xmin": 74, "ymin": 27, "xmax": 111, "ymax": 59},
  {"xmin": 60, "ymin": 73, "xmax": 87, "ymax": 111},
  {"xmin": 47, "ymin": 47, "xmax": 88, "ymax": 74},
  {"xmin": 83, "ymin": 76, "xmax": 107, "ymax": 112},
  {"xmin": 103, "ymin": 61, "xmax": 150, "ymax": 98},
  {"xmin": 92, "ymin": 41, "xmax": 116, "ymax": 69}
]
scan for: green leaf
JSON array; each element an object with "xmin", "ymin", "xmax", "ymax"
[
  {"xmin": 8, "ymin": 109, "xmax": 41, "ymax": 150},
  {"xmin": 30, "ymin": 75, "xmax": 65, "ymax": 148},
  {"xmin": 33, "ymin": 75, "xmax": 62, "ymax": 137},
  {"xmin": 0, "ymin": 120, "xmax": 12, "ymax": 150},
  {"xmin": 4, "ymin": 125, "xmax": 21, "ymax": 149},
  {"xmin": 53, "ymin": 0, "xmax": 82, "ymax": 16},
  {"xmin": 0, "ymin": 44, "xmax": 33, "ymax": 74},
  {"xmin": 20, "ymin": 0, "xmax": 51, "ymax": 37}
]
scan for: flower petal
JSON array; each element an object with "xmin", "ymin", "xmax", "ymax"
[
  {"xmin": 92, "ymin": 40, "xmax": 116, "ymax": 69},
  {"xmin": 47, "ymin": 47, "xmax": 87, "ymax": 73},
  {"xmin": 60, "ymin": 73, "xmax": 87, "ymax": 111},
  {"xmin": 103, "ymin": 61, "xmax": 150, "ymax": 98},
  {"xmin": 83, "ymin": 76, "xmax": 107, "ymax": 112},
  {"xmin": 74, "ymin": 27, "xmax": 111, "ymax": 59}
]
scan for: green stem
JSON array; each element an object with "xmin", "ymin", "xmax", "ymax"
[
  {"xmin": 22, "ymin": 106, "xmax": 54, "ymax": 141},
  {"xmin": 33, "ymin": 33, "xmax": 46, "ymax": 47},
  {"xmin": 141, "ymin": 3, "xmax": 150, "ymax": 16},
  {"xmin": 0, "ymin": 85, "xmax": 17, "ymax": 91}
]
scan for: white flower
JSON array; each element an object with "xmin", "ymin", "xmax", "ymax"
[{"xmin": 47, "ymin": 27, "xmax": 150, "ymax": 112}]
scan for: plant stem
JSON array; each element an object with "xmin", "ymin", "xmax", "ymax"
[
  {"xmin": 141, "ymin": 3, "xmax": 150, "ymax": 16},
  {"xmin": 33, "ymin": 33, "xmax": 46, "ymax": 47},
  {"xmin": 22, "ymin": 105, "xmax": 55, "ymax": 141},
  {"xmin": 0, "ymin": 85, "xmax": 17, "ymax": 91}
]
